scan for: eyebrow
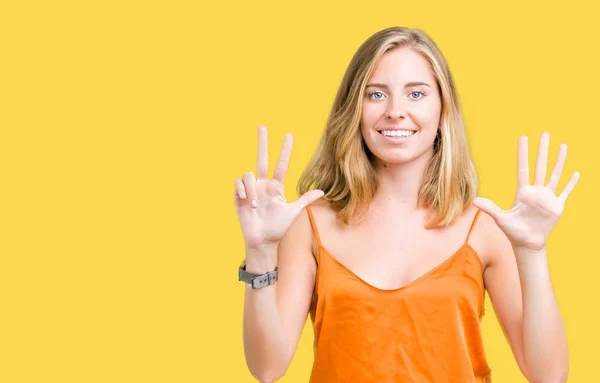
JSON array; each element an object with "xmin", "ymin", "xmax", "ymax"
[{"xmin": 365, "ymin": 82, "xmax": 431, "ymax": 89}]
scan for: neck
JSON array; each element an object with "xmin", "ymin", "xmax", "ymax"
[{"xmin": 370, "ymin": 150, "xmax": 433, "ymax": 212}]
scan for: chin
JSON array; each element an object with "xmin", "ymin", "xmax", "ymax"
[
  {"xmin": 373, "ymin": 147, "xmax": 434, "ymax": 166},
  {"xmin": 374, "ymin": 153, "xmax": 415, "ymax": 165}
]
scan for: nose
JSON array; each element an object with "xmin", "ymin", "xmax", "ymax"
[{"xmin": 385, "ymin": 96, "xmax": 407, "ymax": 120}]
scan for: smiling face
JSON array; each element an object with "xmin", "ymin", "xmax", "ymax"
[{"xmin": 361, "ymin": 46, "xmax": 442, "ymax": 167}]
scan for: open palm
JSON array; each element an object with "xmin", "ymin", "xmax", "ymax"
[
  {"xmin": 473, "ymin": 133, "xmax": 580, "ymax": 251},
  {"xmin": 234, "ymin": 126, "xmax": 324, "ymax": 249}
]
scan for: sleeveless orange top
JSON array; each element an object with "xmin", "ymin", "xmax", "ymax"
[{"xmin": 305, "ymin": 207, "xmax": 491, "ymax": 382}]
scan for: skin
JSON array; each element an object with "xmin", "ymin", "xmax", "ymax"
[{"xmin": 234, "ymin": 46, "xmax": 579, "ymax": 383}]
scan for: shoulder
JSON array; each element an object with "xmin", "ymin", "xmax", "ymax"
[
  {"xmin": 303, "ymin": 198, "xmax": 337, "ymax": 255},
  {"xmin": 281, "ymin": 197, "xmax": 331, "ymax": 262},
  {"xmin": 306, "ymin": 197, "xmax": 333, "ymax": 214},
  {"xmin": 278, "ymin": 199, "xmax": 323, "ymax": 267},
  {"xmin": 306, "ymin": 198, "xmax": 339, "ymax": 229},
  {"xmin": 285, "ymin": 200, "xmax": 316, "ymax": 246},
  {"xmin": 467, "ymin": 206, "xmax": 513, "ymax": 271}
]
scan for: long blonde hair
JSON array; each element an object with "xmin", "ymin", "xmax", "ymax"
[{"xmin": 297, "ymin": 27, "xmax": 478, "ymax": 228}]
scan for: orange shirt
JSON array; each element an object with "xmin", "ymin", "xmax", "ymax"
[{"xmin": 305, "ymin": 206, "xmax": 491, "ymax": 382}]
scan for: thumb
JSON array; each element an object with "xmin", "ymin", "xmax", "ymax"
[
  {"xmin": 472, "ymin": 197, "xmax": 504, "ymax": 221},
  {"xmin": 290, "ymin": 189, "xmax": 325, "ymax": 215}
]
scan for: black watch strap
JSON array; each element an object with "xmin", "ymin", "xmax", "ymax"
[{"xmin": 238, "ymin": 260, "xmax": 278, "ymax": 289}]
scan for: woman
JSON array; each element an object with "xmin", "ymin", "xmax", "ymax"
[{"xmin": 233, "ymin": 27, "xmax": 579, "ymax": 382}]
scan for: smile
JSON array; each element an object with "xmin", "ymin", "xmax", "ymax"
[{"xmin": 379, "ymin": 129, "xmax": 416, "ymax": 137}]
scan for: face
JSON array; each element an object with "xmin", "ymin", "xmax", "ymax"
[{"xmin": 360, "ymin": 46, "xmax": 442, "ymax": 166}]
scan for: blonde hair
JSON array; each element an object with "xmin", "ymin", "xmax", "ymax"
[{"xmin": 297, "ymin": 27, "xmax": 478, "ymax": 228}]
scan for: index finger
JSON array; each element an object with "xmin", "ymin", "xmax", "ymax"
[
  {"xmin": 273, "ymin": 133, "xmax": 294, "ymax": 184},
  {"xmin": 257, "ymin": 126, "xmax": 269, "ymax": 179}
]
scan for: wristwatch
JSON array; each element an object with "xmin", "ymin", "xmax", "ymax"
[{"xmin": 238, "ymin": 260, "xmax": 278, "ymax": 289}]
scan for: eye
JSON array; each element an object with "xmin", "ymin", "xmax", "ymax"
[
  {"xmin": 368, "ymin": 91, "xmax": 385, "ymax": 100},
  {"xmin": 409, "ymin": 90, "xmax": 425, "ymax": 99}
]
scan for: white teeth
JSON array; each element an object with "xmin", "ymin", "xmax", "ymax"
[{"xmin": 380, "ymin": 130, "xmax": 415, "ymax": 137}]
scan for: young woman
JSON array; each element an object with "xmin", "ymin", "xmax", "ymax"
[{"xmin": 233, "ymin": 27, "xmax": 579, "ymax": 383}]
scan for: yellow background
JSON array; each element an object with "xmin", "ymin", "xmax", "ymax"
[{"xmin": 1, "ymin": 0, "xmax": 598, "ymax": 382}]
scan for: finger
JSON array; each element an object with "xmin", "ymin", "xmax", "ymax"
[
  {"xmin": 517, "ymin": 135, "xmax": 530, "ymax": 188},
  {"xmin": 558, "ymin": 171, "xmax": 580, "ymax": 203},
  {"xmin": 243, "ymin": 171, "xmax": 259, "ymax": 208},
  {"xmin": 534, "ymin": 132, "xmax": 550, "ymax": 186},
  {"xmin": 547, "ymin": 143, "xmax": 567, "ymax": 192},
  {"xmin": 273, "ymin": 133, "xmax": 294, "ymax": 184},
  {"xmin": 234, "ymin": 178, "xmax": 247, "ymax": 199},
  {"xmin": 472, "ymin": 197, "xmax": 504, "ymax": 221},
  {"xmin": 257, "ymin": 126, "xmax": 269, "ymax": 180},
  {"xmin": 289, "ymin": 190, "xmax": 325, "ymax": 216}
]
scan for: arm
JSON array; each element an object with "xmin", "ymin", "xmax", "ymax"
[
  {"xmin": 514, "ymin": 246, "xmax": 568, "ymax": 381},
  {"xmin": 243, "ymin": 210, "xmax": 317, "ymax": 383},
  {"xmin": 474, "ymin": 133, "xmax": 579, "ymax": 383},
  {"xmin": 482, "ymin": 213, "xmax": 568, "ymax": 382},
  {"xmin": 234, "ymin": 127, "xmax": 324, "ymax": 382}
]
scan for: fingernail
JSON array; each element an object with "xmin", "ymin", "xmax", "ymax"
[
  {"xmin": 251, "ymin": 200, "xmax": 257, "ymax": 208},
  {"xmin": 240, "ymin": 192, "xmax": 246, "ymax": 199}
]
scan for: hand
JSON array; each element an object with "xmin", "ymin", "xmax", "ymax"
[
  {"xmin": 234, "ymin": 126, "xmax": 324, "ymax": 250},
  {"xmin": 473, "ymin": 133, "xmax": 580, "ymax": 252}
]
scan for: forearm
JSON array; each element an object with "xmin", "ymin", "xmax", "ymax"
[
  {"xmin": 515, "ymin": 246, "xmax": 569, "ymax": 382},
  {"xmin": 243, "ymin": 245, "xmax": 289, "ymax": 382}
]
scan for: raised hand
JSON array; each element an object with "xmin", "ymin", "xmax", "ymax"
[
  {"xmin": 234, "ymin": 126, "xmax": 324, "ymax": 250},
  {"xmin": 473, "ymin": 133, "xmax": 580, "ymax": 251}
]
